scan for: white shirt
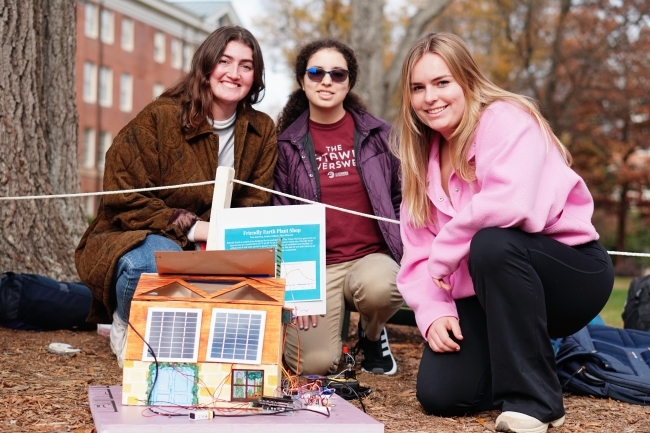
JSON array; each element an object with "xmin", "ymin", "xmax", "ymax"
[
  {"xmin": 188, "ymin": 112, "xmax": 237, "ymax": 242},
  {"xmin": 211, "ymin": 112, "xmax": 237, "ymax": 168}
]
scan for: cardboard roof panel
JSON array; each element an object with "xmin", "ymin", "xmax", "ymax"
[
  {"xmin": 137, "ymin": 279, "xmax": 208, "ymax": 299},
  {"xmin": 155, "ymin": 249, "xmax": 276, "ymax": 277},
  {"xmin": 211, "ymin": 284, "xmax": 277, "ymax": 302}
]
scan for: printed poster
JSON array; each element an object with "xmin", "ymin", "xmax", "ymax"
[{"xmin": 209, "ymin": 204, "xmax": 326, "ymax": 315}]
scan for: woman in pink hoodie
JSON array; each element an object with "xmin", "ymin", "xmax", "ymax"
[{"xmin": 390, "ymin": 32, "xmax": 614, "ymax": 433}]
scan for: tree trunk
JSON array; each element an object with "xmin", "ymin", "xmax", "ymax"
[
  {"xmin": 349, "ymin": 0, "xmax": 385, "ymax": 116},
  {"xmin": 382, "ymin": 0, "xmax": 452, "ymax": 120},
  {"xmin": 0, "ymin": 0, "xmax": 87, "ymax": 280}
]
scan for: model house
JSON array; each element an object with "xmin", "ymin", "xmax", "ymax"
[{"xmin": 121, "ymin": 273, "xmax": 289, "ymax": 407}]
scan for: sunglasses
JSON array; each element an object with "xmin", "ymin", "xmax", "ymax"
[{"xmin": 306, "ymin": 67, "xmax": 349, "ymax": 83}]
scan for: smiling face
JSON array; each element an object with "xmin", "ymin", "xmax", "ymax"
[
  {"xmin": 301, "ymin": 48, "xmax": 350, "ymax": 124},
  {"xmin": 409, "ymin": 53, "xmax": 466, "ymax": 140},
  {"xmin": 209, "ymin": 40, "xmax": 255, "ymax": 120}
]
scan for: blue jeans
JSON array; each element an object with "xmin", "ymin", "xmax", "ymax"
[{"xmin": 114, "ymin": 235, "xmax": 182, "ymax": 321}]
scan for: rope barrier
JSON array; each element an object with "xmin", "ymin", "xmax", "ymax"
[{"xmin": 2, "ymin": 178, "xmax": 649, "ymax": 258}]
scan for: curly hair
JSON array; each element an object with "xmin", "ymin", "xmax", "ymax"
[
  {"xmin": 161, "ymin": 26, "xmax": 265, "ymax": 134},
  {"xmin": 276, "ymin": 38, "xmax": 366, "ymax": 135}
]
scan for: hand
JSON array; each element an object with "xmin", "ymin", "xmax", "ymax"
[
  {"xmin": 426, "ymin": 316, "xmax": 463, "ymax": 353},
  {"xmin": 193, "ymin": 221, "xmax": 210, "ymax": 242},
  {"xmin": 295, "ymin": 315, "xmax": 318, "ymax": 330},
  {"xmin": 432, "ymin": 278, "xmax": 452, "ymax": 291}
]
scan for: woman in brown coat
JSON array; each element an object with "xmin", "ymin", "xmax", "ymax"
[{"xmin": 75, "ymin": 26, "xmax": 277, "ymax": 366}]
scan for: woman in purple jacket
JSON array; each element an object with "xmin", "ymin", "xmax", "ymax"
[
  {"xmin": 390, "ymin": 33, "xmax": 613, "ymax": 432},
  {"xmin": 274, "ymin": 39, "xmax": 403, "ymax": 376}
]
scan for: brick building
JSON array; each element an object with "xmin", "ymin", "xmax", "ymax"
[{"xmin": 76, "ymin": 0, "xmax": 239, "ymax": 216}]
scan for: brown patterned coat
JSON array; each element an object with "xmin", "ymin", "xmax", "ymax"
[{"xmin": 75, "ymin": 97, "xmax": 277, "ymax": 323}]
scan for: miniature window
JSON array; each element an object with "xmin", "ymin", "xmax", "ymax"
[
  {"xmin": 231, "ymin": 369, "xmax": 264, "ymax": 402},
  {"xmin": 143, "ymin": 308, "xmax": 202, "ymax": 363},
  {"xmin": 206, "ymin": 309, "xmax": 266, "ymax": 364}
]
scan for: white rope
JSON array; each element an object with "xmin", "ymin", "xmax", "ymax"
[
  {"xmin": 606, "ymin": 251, "xmax": 650, "ymax": 257},
  {"xmin": 231, "ymin": 179, "xmax": 400, "ymax": 225},
  {"xmin": 0, "ymin": 180, "xmax": 216, "ymax": 200},
  {"xmin": 2, "ymin": 178, "xmax": 650, "ymax": 258}
]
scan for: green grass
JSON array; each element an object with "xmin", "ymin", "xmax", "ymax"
[{"xmin": 598, "ymin": 276, "xmax": 631, "ymax": 328}]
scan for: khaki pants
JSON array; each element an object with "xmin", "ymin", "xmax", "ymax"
[{"xmin": 283, "ymin": 253, "xmax": 402, "ymax": 375}]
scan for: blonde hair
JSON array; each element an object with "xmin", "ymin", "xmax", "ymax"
[{"xmin": 389, "ymin": 32, "xmax": 571, "ymax": 228}]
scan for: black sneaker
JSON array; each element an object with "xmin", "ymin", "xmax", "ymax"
[{"xmin": 356, "ymin": 323, "xmax": 397, "ymax": 375}]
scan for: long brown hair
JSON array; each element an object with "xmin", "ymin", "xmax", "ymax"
[
  {"xmin": 276, "ymin": 38, "xmax": 366, "ymax": 135},
  {"xmin": 162, "ymin": 26, "xmax": 265, "ymax": 134},
  {"xmin": 390, "ymin": 32, "xmax": 571, "ymax": 228}
]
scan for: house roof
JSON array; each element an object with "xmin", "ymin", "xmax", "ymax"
[
  {"xmin": 165, "ymin": 1, "xmax": 240, "ymax": 25},
  {"xmin": 133, "ymin": 273, "xmax": 286, "ymax": 306},
  {"xmin": 168, "ymin": 1, "xmax": 229, "ymax": 17}
]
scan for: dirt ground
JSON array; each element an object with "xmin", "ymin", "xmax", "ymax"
[{"xmin": 1, "ymin": 314, "xmax": 648, "ymax": 432}]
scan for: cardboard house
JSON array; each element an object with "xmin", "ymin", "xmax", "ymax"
[{"xmin": 121, "ymin": 250, "xmax": 289, "ymax": 408}]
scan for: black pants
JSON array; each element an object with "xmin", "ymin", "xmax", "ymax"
[{"xmin": 416, "ymin": 228, "xmax": 614, "ymax": 422}]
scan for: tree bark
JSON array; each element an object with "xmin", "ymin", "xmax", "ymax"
[
  {"xmin": 382, "ymin": 0, "xmax": 452, "ymax": 120},
  {"xmin": 348, "ymin": 0, "xmax": 385, "ymax": 116},
  {"xmin": 0, "ymin": 0, "xmax": 87, "ymax": 280}
]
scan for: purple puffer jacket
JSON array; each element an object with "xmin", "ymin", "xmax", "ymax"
[{"xmin": 273, "ymin": 108, "xmax": 402, "ymax": 263}]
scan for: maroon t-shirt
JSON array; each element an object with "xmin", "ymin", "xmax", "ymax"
[{"xmin": 310, "ymin": 112, "xmax": 389, "ymax": 264}]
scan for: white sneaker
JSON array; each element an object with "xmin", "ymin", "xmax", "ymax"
[
  {"xmin": 495, "ymin": 411, "xmax": 565, "ymax": 433},
  {"xmin": 109, "ymin": 311, "xmax": 127, "ymax": 368}
]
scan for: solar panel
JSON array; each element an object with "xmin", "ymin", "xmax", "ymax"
[
  {"xmin": 206, "ymin": 308, "xmax": 266, "ymax": 364},
  {"xmin": 142, "ymin": 308, "xmax": 202, "ymax": 362}
]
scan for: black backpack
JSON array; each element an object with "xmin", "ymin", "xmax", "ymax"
[
  {"xmin": 622, "ymin": 275, "xmax": 650, "ymax": 332},
  {"xmin": 0, "ymin": 272, "xmax": 95, "ymax": 330}
]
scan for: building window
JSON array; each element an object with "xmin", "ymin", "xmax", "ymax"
[
  {"xmin": 171, "ymin": 38, "xmax": 182, "ymax": 70},
  {"xmin": 82, "ymin": 62, "xmax": 98, "ymax": 104},
  {"xmin": 183, "ymin": 44, "xmax": 194, "ymax": 72},
  {"xmin": 84, "ymin": 196, "xmax": 96, "ymax": 217},
  {"xmin": 119, "ymin": 73, "xmax": 133, "ymax": 112},
  {"xmin": 98, "ymin": 66, "xmax": 113, "ymax": 108},
  {"xmin": 153, "ymin": 32, "xmax": 166, "ymax": 64},
  {"xmin": 82, "ymin": 128, "xmax": 96, "ymax": 169},
  {"xmin": 84, "ymin": 3, "xmax": 99, "ymax": 39},
  {"xmin": 100, "ymin": 9, "xmax": 114, "ymax": 44},
  {"xmin": 97, "ymin": 131, "xmax": 112, "ymax": 170},
  {"xmin": 231, "ymin": 370, "xmax": 264, "ymax": 402},
  {"xmin": 152, "ymin": 83, "xmax": 164, "ymax": 99},
  {"xmin": 121, "ymin": 18, "xmax": 134, "ymax": 52}
]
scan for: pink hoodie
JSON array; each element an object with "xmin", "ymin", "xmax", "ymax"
[{"xmin": 397, "ymin": 101, "xmax": 599, "ymax": 339}]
